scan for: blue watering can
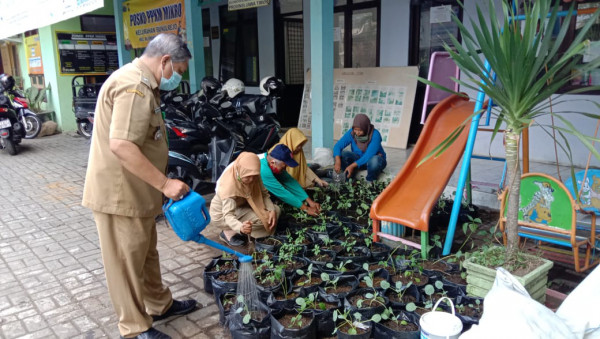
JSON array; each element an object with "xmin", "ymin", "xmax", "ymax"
[{"xmin": 162, "ymin": 191, "xmax": 253, "ymax": 263}]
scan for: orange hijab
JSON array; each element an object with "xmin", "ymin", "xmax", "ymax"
[
  {"xmin": 217, "ymin": 152, "xmax": 270, "ymax": 227},
  {"xmin": 270, "ymin": 128, "xmax": 308, "ymax": 186}
]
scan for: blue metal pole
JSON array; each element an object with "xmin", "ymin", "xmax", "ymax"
[
  {"xmin": 113, "ymin": 0, "xmax": 132, "ymax": 67},
  {"xmin": 184, "ymin": 0, "xmax": 206, "ymax": 92},
  {"xmin": 309, "ymin": 0, "xmax": 334, "ymax": 150},
  {"xmin": 442, "ymin": 61, "xmax": 492, "ymax": 256}
]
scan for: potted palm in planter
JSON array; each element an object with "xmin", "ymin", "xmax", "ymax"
[{"xmin": 423, "ymin": 0, "xmax": 600, "ymax": 301}]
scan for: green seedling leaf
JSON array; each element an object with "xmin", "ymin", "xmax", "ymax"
[
  {"xmin": 435, "ymin": 280, "xmax": 444, "ymax": 289},
  {"xmin": 406, "ymin": 302, "xmax": 417, "ymax": 312},
  {"xmin": 380, "ymin": 280, "xmax": 391, "ymax": 289},
  {"xmin": 243, "ymin": 313, "xmax": 251, "ymax": 324},
  {"xmin": 424, "ymin": 284, "xmax": 435, "ymax": 295},
  {"xmin": 372, "ymin": 314, "xmax": 382, "ymax": 323}
]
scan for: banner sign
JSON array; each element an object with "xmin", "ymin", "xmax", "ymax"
[
  {"xmin": 0, "ymin": 0, "xmax": 103, "ymax": 40},
  {"xmin": 56, "ymin": 32, "xmax": 119, "ymax": 75},
  {"xmin": 228, "ymin": 0, "xmax": 270, "ymax": 11},
  {"xmin": 25, "ymin": 34, "xmax": 44, "ymax": 75},
  {"xmin": 122, "ymin": 0, "xmax": 186, "ymax": 49}
]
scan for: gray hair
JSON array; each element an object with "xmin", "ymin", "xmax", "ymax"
[{"xmin": 143, "ymin": 33, "xmax": 192, "ymax": 62}]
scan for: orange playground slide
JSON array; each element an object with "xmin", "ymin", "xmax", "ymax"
[{"xmin": 370, "ymin": 94, "xmax": 476, "ymax": 250}]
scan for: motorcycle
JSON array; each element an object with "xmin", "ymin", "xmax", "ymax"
[
  {"xmin": 5, "ymin": 89, "xmax": 42, "ymax": 139},
  {"xmin": 164, "ymin": 90, "xmax": 280, "ymax": 191},
  {"xmin": 72, "ymin": 76, "xmax": 104, "ymax": 139},
  {"xmin": 0, "ymin": 93, "xmax": 26, "ymax": 155}
]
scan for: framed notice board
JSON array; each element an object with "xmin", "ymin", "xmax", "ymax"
[
  {"xmin": 298, "ymin": 67, "xmax": 419, "ymax": 149},
  {"xmin": 56, "ymin": 31, "xmax": 119, "ymax": 75}
]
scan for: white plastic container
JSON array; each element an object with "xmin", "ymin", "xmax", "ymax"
[{"xmin": 419, "ymin": 297, "xmax": 463, "ymax": 339}]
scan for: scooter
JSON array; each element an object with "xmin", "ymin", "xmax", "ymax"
[
  {"xmin": 1, "ymin": 88, "xmax": 43, "ymax": 139},
  {"xmin": 0, "ymin": 94, "xmax": 26, "ymax": 155}
]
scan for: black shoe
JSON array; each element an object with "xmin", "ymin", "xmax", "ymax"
[
  {"xmin": 152, "ymin": 299, "xmax": 197, "ymax": 321},
  {"xmin": 219, "ymin": 231, "xmax": 246, "ymax": 247},
  {"xmin": 120, "ymin": 328, "xmax": 171, "ymax": 339}
]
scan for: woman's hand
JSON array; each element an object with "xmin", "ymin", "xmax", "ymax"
[
  {"xmin": 316, "ymin": 178, "xmax": 329, "ymax": 187},
  {"xmin": 344, "ymin": 162, "xmax": 358, "ymax": 178},
  {"xmin": 334, "ymin": 156, "xmax": 342, "ymax": 173},
  {"xmin": 241, "ymin": 221, "xmax": 252, "ymax": 234},
  {"xmin": 307, "ymin": 199, "xmax": 321, "ymax": 212},
  {"xmin": 268, "ymin": 210, "xmax": 277, "ymax": 230}
]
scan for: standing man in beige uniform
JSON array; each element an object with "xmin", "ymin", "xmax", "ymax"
[{"xmin": 83, "ymin": 34, "xmax": 195, "ymax": 339}]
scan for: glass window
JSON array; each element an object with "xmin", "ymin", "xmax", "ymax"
[
  {"xmin": 567, "ymin": 2, "xmax": 600, "ymax": 89},
  {"xmin": 334, "ymin": 12, "xmax": 345, "ymax": 68},
  {"xmin": 280, "ymin": 0, "xmax": 303, "ymax": 14},
  {"xmin": 334, "ymin": 1, "xmax": 379, "ymax": 68},
  {"xmin": 351, "ymin": 8, "xmax": 377, "ymax": 68},
  {"xmin": 202, "ymin": 8, "xmax": 213, "ymax": 77},
  {"xmin": 219, "ymin": 6, "xmax": 260, "ymax": 85},
  {"xmin": 80, "ymin": 15, "xmax": 115, "ymax": 32}
]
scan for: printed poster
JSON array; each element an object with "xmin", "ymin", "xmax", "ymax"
[
  {"xmin": 122, "ymin": 0, "xmax": 186, "ymax": 49},
  {"xmin": 25, "ymin": 33, "xmax": 44, "ymax": 75},
  {"xmin": 298, "ymin": 67, "xmax": 418, "ymax": 149}
]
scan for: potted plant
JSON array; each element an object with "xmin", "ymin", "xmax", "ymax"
[
  {"xmin": 422, "ymin": 0, "xmax": 600, "ymax": 300},
  {"xmin": 269, "ymin": 296, "xmax": 316, "ymax": 339},
  {"xmin": 372, "ymin": 306, "xmax": 421, "ymax": 339},
  {"xmin": 332, "ymin": 309, "xmax": 374, "ymax": 338}
]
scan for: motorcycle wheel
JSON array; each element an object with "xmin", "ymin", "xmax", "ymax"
[
  {"xmin": 77, "ymin": 121, "xmax": 93, "ymax": 139},
  {"xmin": 24, "ymin": 114, "xmax": 42, "ymax": 139},
  {"xmin": 1, "ymin": 138, "xmax": 18, "ymax": 155}
]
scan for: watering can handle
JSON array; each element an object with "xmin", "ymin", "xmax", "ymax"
[
  {"xmin": 163, "ymin": 199, "xmax": 174, "ymax": 212},
  {"xmin": 433, "ymin": 296, "xmax": 456, "ymax": 316}
]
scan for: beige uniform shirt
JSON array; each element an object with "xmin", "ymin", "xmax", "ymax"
[{"xmin": 82, "ymin": 58, "xmax": 168, "ymax": 217}]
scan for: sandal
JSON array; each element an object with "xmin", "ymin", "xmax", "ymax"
[{"xmin": 219, "ymin": 231, "xmax": 246, "ymax": 247}]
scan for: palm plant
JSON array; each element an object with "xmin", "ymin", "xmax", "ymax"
[{"xmin": 424, "ymin": 0, "xmax": 600, "ymax": 261}]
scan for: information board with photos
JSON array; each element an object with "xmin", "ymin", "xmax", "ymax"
[{"xmin": 298, "ymin": 67, "xmax": 419, "ymax": 149}]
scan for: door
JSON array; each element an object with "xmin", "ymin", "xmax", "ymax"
[{"xmin": 275, "ymin": 0, "xmax": 304, "ymax": 127}]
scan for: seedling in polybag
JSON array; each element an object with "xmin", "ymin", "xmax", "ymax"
[{"xmin": 321, "ymin": 272, "xmax": 340, "ymax": 291}]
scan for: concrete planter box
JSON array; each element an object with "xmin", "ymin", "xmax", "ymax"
[{"xmin": 463, "ymin": 248, "xmax": 553, "ymax": 303}]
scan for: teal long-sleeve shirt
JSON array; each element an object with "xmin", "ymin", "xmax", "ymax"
[{"xmin": 259, "ymin": 153, "xmax": 308, "ymax": 208}]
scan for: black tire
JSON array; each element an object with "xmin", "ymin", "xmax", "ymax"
[
  {"xmin": 1, "ymin": 138, "xmax": 18, "ymax": 155},
  {"xmin": 24, "ymin": 114, "xmax": 42, "ymax": 139},
  {"xmin": 77, "ymin": 121, "xmax": 93, "ymax": 139}
]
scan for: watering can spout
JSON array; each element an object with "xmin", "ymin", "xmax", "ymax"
[{"xmin": 197, "ymin": 235, "xmax": 253, "ymax": 263}]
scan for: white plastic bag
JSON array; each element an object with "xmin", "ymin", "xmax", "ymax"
[
  {"xmin": 556, "ymin": 265, "xmax": 600, "ymax": 339},
  {"xmin": 460, "ymin": 268, "xmax": 575, "ymax": 339},
  {"xmin": 312, "ymin": 147, "xmax": 334, "ymax": 167}
]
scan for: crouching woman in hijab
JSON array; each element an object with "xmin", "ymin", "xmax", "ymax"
[
  {"xmin": 209, "ymin": 152, "xmax": 280, "ymax": 246},
  {"xmin": 333, "ymin": 114, "xmax": 387, "ymax": 182}
]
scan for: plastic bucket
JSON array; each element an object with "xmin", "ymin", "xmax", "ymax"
[{"xmin": 419, "ymin": 297, "xmax": 462, "ymax": 339}]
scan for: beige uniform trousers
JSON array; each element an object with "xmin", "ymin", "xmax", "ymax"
[{"xmin": 94, "ymin": 212, "xmax": 172, "ymax": 338}]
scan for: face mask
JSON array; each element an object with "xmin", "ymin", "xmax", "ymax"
[
  {"xmin": 159, "ymin": 59, "xmax": 182, "ymax": 91},
  {"xmin": 269, "ymin": 163, "xmax": 283, "ymax": 175}
]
